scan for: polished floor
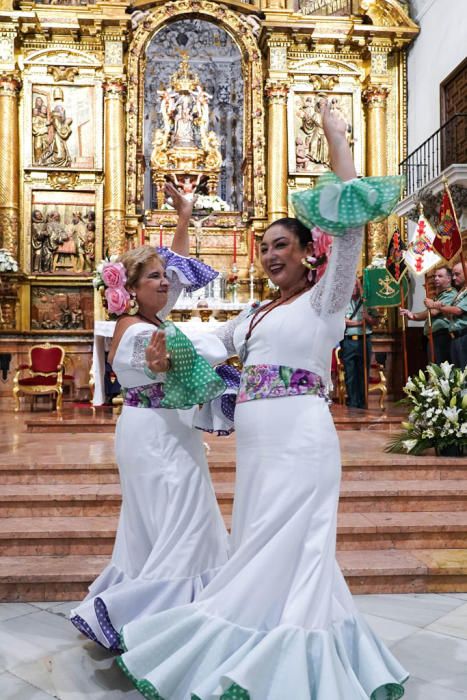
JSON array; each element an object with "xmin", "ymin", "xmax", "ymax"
[{"xmin": 1, "ymin": 594, "xmax": 467, "ymax": 699}]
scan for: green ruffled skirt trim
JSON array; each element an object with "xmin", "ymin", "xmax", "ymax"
[
  {"xmin": 291, "ymin": 173, "xmax": 404, "ymax": 236},
  {"xmin": 116, "ymin": 639, "xmax": 405, "ymax": 700}
]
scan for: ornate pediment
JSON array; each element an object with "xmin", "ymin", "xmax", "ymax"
[
  {"xmin": 291, "ymin": 56, "xmax": 361, "ymax": 77},
  {"xmin": 24, "ymin": 47, "xmax": 101, "ymax": 68}
]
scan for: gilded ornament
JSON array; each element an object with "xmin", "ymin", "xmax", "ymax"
[
  {"xmin": 46, "ymin": 172, "xmax": 80, "ymax": 190},
  {"xmin": 47, "ymin": 65, "xmax": 79, "ymax": 82},
  {"xmin": 309, "ymin": 74, "xmax": 339, "ymax": 90},
  {"xmin": 362, "ymin": 84, "xmax": 390, "ymax": 106}
]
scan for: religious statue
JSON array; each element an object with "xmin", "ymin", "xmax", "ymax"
[
  {"xmin": 31, "ymin": 209, "xmax": 45, "ymax": 272},
  {"xmin": 41, "ymin": 93, "xmax": 73, "ymax": 168},
  {"xmin": 151, "ymin": 55, "xmax": 223, "ymax": 209},
  {"xmin": 297, "ymin": 96, "xmax": 329, "ymax": 166},
  {"xmin": 31, "ymin": 207, "xmax": 96, "ymax": 273},
  {"xmin": 295, "ymin": 135, "xmax": 312, "ymax": 172},
  {"xmin": 31, "ymin": 97, "xmax": 49, "ymax": 165}
]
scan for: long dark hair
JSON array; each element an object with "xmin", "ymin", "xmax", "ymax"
[{"xmin": 264, "ymin": 217, "xmax": 312, "ymax": 248}]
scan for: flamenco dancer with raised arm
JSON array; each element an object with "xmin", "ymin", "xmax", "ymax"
[
  {"xmin": 117, "ymin": 100, "xmax": 408, "ymax": 699},
  {"xmin": 70, "ymin": 183, "xmax": 232, "ymax": 650}
]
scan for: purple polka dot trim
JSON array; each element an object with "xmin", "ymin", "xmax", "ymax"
[
  {"xmin": 70, "ymin": 614, "xmax": 105, "ymax": 648},
  {"xmin": 216, "ymin": 363, "xmax": 241, "ymax": 390},
  {"xmin": 94, "ymin": 597, "xmax": 123, "ymax": 653},
  {"xmin": 157, "ymin": 246, "xmax": 218, "ymax": 292}
]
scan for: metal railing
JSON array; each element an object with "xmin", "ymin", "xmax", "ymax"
[{"xmin": 400, "ymin": 113, "xmax": 467, "ymax": 195}]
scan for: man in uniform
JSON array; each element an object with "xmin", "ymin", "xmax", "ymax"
[
  {"xmin": 341, "ymin": 279, "xmax": 378, "ymax": 409},
  {"xmin": 426, "ymin": 261, "xmax": 467, "ymax": 368},
  {"xmin": 400, "ymin": 266, "xmax": 455, "ymax": 363}
]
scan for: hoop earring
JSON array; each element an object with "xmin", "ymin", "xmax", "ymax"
[{"xmin": 127, "ymin": 292, "xmax": 139, "ymax": 316}]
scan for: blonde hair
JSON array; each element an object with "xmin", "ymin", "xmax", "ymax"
[{"xmin": 118, "ymin": 245, "xmax": 164, "ymax": 288}]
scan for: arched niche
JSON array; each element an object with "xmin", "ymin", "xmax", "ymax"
[
  {"xmin": 126, "ymin": 0, "xmax": 265, "ymax": 221},
  {"xmin": 144, "ymin": 18, "xmax": 244, "ymax": 211}
]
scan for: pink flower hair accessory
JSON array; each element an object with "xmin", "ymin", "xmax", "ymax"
[
  {"xmin": 93, "ymin": 258, "xmax": 132, "ymax": 317},
  {"xmin": 101, "ymin": 261, "xmax": 127, "ymax": 288},
  {"xmin": 105, "ymin": 286, "xmax": 131, "ymax": 316}
]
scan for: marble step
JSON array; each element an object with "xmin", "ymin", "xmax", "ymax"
[
  {"xmin": 1, "ymin": 548, "xmax": 467, "ymax": 601},
  {"xmin": 3, "ymin": 480, "xmax": 467, "ymax": 518},
  {"xmin": 1, "ymin": 455, "xmax": 466, "ymax": 484},
  {"xmin": 3, "ymin": 512, "xmax": 467, "ymax": 556},
  {"xmin": 25, "ymin": 408, "xmax": 403, "ymax": 433},
  {"xmin": 0, "ymin": 461, "xmax": 120, "ymax": 485}
]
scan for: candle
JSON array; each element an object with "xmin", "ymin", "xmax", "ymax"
[
  {"xmin": 159, "ymin": 225, "xmax": 163, "ymax": 249},
  {"xmin": 250, "ymin": 229, "xmax": 255, "ymax": 264},
  {"xmin": 233, "ymin": 227, "xmax": 237, "ymax": 263}
]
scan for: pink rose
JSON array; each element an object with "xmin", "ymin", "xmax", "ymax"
[
  {"xmin": 312, "ymin": 227, "xmax": 333, "ymax": 259},
  {"xmin": 101, "ymin": 262, "xmax": 127, "ymax": 288},
  {"xmin": 105, "ymin": 286, "xmax": 130, "ymax": 316}
]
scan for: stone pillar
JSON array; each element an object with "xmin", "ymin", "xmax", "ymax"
[
  {"xmin": 0, "ymin": 72, "xmax": 21, "ymax": 259},
  {"xmin": 265, "ymin": 81, "xmax": 289, "ymax": 222},
  {"xmin": 103, "ymin": 78, "xmax": 127, "ymax": 257},
  {"xmin": 363, "ymin": 84, "xmax": 390, "ymax": 262}
]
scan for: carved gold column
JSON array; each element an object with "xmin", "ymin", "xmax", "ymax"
[
  {"xmin": 103, "ymin": 78, "xmax": 126, "ymax": 256},
  {"xmin": 265, "ymin": 81, "xmax": 289, "ymax": 222},
  {"xmin": 0, "ymin": 72, "xmax": 21, "ymax": 259},
  {"xmin": 363, "ymin": 84, "xmax": 390, "ymax": 262}
]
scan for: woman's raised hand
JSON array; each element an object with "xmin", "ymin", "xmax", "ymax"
[
  {"xmin": 164, "ymin": 181, "xmax": 193, "ymax": 220},
  {"xmin": 318, "ymin": 97, "xmax": 356, "ymax": 181},
  {"xmin": 319, "ymin": 98, "xmax": 348, "ymax": 143},
  {"xmin": 145, "ymin": 330, "xmax": 170, "ymax": 373}
]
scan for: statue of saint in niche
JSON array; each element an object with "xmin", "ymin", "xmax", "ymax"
[
  {"xmin": 41, "ymin": 103, "xmax": 73, "ymax": 167},
  {"xmin": 32, "ymin": 97, "xmax": 49, "ymax": 164},
  {"xmin": 157, "ymin": 56, "xmax": 213, "ymax": 151},
  {"xmin": 297, "ymin": 96, "xmax": 329, "ymax": 167}
]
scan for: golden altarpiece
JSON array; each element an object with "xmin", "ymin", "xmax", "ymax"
[{"xmin": 0, "ymin": 0, "xmax": 418, "ymax": 399}]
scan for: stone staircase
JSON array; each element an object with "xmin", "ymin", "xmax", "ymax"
[{"xmin": 1, "ymin": 424, "xmax": 467, "ymax": 600}]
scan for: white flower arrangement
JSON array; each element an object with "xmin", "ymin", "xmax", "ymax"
[
  {"xmin": 386, "ymin": 361, "xmax": 467, "ymax": 455},
  {"xmin": 0, "ymin": 249, "xmax": 18, "ymax": 273},
  {"xmin": 161, "ymin": 194, "xmax": 230, "ymax": 212}
]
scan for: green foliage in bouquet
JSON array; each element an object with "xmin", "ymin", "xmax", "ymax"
[{"xmin": 386, "ymin": 362, "xmax": 467, "ymax": 455}]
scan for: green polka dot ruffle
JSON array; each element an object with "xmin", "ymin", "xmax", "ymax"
[
  {"xmin": 291, "ymin": 173, "xmax": 404, "ymax": 236},
  {"xmin": 160, "ymin": 321, "xmax": 225, "ymax": 409}
]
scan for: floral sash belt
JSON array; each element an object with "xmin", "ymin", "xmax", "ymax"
[
  {"xmin": 237, "ymin": 364, "xmax": 328, "ymax": 404},
  {"xmin": 122, "ymin": 383, "xmax": 165, "ymax": 409}
]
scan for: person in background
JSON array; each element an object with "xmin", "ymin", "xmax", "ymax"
[
  {"xmin": 425, "ymin": 261, "xmax": 467, "ymax": 368},
  {"xmin": 341, "ymin": 278, "xmax": 378, "ymax": 409},
  {"xmin": 400, "ymin": 265, "xmax": 455, "ymax": 364}
]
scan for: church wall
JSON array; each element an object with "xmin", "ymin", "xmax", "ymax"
[
  {"xmin": 405, "ymin": 0, "xmax": 466, "ymax": 327},
  {"xmin": 407, "ymin": 0, "xmax": 467, "ymax": 150}
]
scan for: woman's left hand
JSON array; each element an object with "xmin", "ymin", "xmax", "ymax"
[
  {"xmin": 145, "ymin": 330, "xmax": 170, "ymax": 373},
  {"xmin": 164, "ymin": 181, "xmax": 193, "ymax": 220}
]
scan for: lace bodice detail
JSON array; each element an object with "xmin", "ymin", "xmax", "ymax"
[
  {"xmin": 211, "ymin": 307, "xmax": 253, "ymax": 358},
  {"xmin": 309, "ymin": 227, "xmax": 363, "ymax": 318}
]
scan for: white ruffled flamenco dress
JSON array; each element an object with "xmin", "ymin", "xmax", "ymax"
[
  {"xmin": 116, "ymin": 176, "xmax": 408, "ymax": 699},
  {"xmin": 70, "ymin": 251, "xmax": 234, "ymax": 651}
]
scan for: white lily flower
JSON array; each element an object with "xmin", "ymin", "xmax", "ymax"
[
  {"xmin": 402, "ymin": 439, "xmax": 418, "ymax": 453},
  {"xmin": 443, "ymin": 407, "xmax": 459, "ymax": 423},
  {"xmin": 439, "ymin": 379, "xmax": 451, "ymax": 397},
  {"xmin": 440, "ymin": 361, "xmax": 454, "ymax": 379}
]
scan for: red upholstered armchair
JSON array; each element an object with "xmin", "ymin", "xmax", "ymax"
[{"xmin": 13, "ymin": 344, "xmax": 65, "ymax": 411}]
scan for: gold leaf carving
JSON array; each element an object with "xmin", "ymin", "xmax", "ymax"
[
  {"xmin": 47, "ymin": 66, "xmax": 80, "ymax": 83},
  {"xmin": 47, "ymin": 172, "xmax": 80, "ymax": 190}
]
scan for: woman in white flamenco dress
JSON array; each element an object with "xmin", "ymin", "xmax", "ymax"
[
  {"xmin": 70, "ymin": 184, "xmax": 234, "ymax": 651},
  {"xmin": 116, "ymin": 102, "xmax": 408, "ymax": 699}
]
